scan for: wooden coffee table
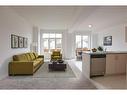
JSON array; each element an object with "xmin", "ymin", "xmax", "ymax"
[{"xmin": 48, "ymin": 61, "xmax": 67, "ymax": 71}]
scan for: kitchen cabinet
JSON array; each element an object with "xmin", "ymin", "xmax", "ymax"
[
  {"xmin": 106, "ymin": 54, "xmax": 127, "ymax": 75},
  {"xmin": 106, "ymin": 54, "xmax": 116, "ymax": 75},
  {"xmin": 115, "ymin": 54, "xmax": 126, "ymax": 74}
]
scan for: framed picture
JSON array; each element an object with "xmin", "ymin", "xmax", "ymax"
[
  {"xmin": 18, "ymin": 36, "xmax": 24, "ymax": 48},
  {"xmin": 23, "ymin": 37, "xmax": 28, "ymax": 48},
  {"xmin": 103, "ymin": 36, "xmax": 112, "ymax": 46},
  {"xmin": 11, "ymin": 34, "xmax": 19, "ymax": 48}
]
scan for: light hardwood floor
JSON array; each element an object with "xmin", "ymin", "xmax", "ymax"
[{"xmin": 90, "ymin": 74, "xmax": 127, "ymax": 89}]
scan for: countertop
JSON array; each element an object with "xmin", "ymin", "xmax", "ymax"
[{"xmin": 83, "ymin": 51, "xmax": 127, "ymax": 55}]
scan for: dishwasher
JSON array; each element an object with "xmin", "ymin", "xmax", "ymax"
[{"xmin": 90, "ymin": 54, "xmax": 106, "ymax": 77}]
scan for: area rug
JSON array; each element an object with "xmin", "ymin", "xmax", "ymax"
[
  {"xmin": 33, "ymin": 62, "xmax": 76, "ymax": 78},
  {"xmin": 0, "ymin": 60, "xmax": 97, "ymax": 89}
]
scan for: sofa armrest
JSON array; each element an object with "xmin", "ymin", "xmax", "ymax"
[{"xmin": 38, "ymin": 55, "xmax": 44, "ymax": 58}]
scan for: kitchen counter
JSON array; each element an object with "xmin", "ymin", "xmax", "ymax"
[
  {"xmin": 82, "ymin": 51, "xmax": 127, "ymax": 78},
  {"xmin": 83, "ymin": 51, "xmax": 127, "ymax": 55},
  {"xmin": 106, "ymin": 51, "xmax": 127, "ymax": 54},
  {"xmin": 82, "ymin": 51, "xmax": 106, "ymax": 55}
]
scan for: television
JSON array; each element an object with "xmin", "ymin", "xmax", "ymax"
[{"xmin": 103, "ymin": 36, "xmax": 112, "ymax": 46}]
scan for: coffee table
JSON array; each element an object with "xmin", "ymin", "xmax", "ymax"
[{"xmin": 48, "ymin": 60, "xmax": 67, "ymax": 71}]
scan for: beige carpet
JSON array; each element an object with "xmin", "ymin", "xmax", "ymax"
[
  {"xmin": 0, "ymin": 60, "xmax": 96, "ymax": 89},
  {"xmin": 33, "ymin": 62, "xmax": 76, "ymax": 78}
]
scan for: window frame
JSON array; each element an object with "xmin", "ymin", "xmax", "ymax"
[
  {"xmin": 42, "ymin": 33, "xmax": 62, "ymax": 53},
  {"xmin": 76, "ymin": 35, "xmax": 90, "ymax": 49}
]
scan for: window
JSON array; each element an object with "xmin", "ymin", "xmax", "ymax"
[
  {"xmin": 56, "ymin": 34, "xmax": 62, "ymax": 38},
  {"xmin": 43, "ymin": 39, "xmax": 49, "ymax": 49},
  {"xmin": 49, "ymin": 39, "xmax": 55, "ymax": 49},
  {"xmin": 76, "ymin": 35, "xmax": 82, "ymax": 48},
  {"xmin": 82, "ymin": 36, "xmax": 89, "ymax": 48},
  {"xmin": 49, "ymin": 33, "xmax": 55, "ymax": 38},
  {"xmin": 42, "ymin": 33, "xmax": 62, "ymax": 53},
  {"xmin": 43, "ymin": 33, "xmax": 49, "ymax": 38},
  {"xmin": 56, "ymin": 39, "xmax": 62, "ymax": 49},
  {"xmin": 76, "ymin": 35, "xmax": 89, "ymax": 49}
]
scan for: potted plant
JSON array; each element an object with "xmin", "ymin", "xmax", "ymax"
[{"xmin": 97, "ymin": 46, "xmax": 103, "ymax": 51}]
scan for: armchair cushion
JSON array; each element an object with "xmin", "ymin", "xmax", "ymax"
[
  {"xmin": 51, "ymin": 51, "xmax": 62, "ymax": 60},
  {"xmin": 52, "ymin": 56, "xmax": 61, "ymax": 58},
  {"xmin": 52, "ymin": 51, "xmax": 60, "ymax": 56}
]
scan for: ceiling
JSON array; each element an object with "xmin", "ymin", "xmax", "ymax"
[
  {"xmin": 10, "ymin": 6, "xmax": 127, "ymax": 32},
  {"xmin": 76, "ymin": 6, "xmax": 127, "ymax": 32}
]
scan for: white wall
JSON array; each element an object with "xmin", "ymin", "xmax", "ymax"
[
  {"xmin": 91, "ymin": 33, "xmax": 98, "ymax": 48},
  {"xmin": 32, "ymin": 26, "xmax": 40, "ymax": 54},
  {"xmin": 0, "ymin": 7, "xmax": 32, "ymax": 78},
  {"xmin": 98, "ymin": 23, "xmax": 127, "ymax": 51},
  {"xmin": 63, "ymin": 31, "xmax": 75, "ymax": 59}
]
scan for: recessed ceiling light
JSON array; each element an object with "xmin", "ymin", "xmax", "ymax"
[{"xmin": 88, "ymin": 24, "xmax": 92, "ymax": 28}]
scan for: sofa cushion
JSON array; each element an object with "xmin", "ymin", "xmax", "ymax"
[
  {"xmin": 29, "ymin": 53, "xmax": 36, "ymax": 60},
  {"xmin": 33, "ymin": 52, "xmax": 38, "ymax": 58},
  {"xmin": 33, "ymin": 60, "xmax": 41, "ymax": 67},
  {"xmin": 25, "ymin": 53, "xmax": 32, "ymax": 61},
  {"xmin": 22, "ymin": 54, "xmax": 28, "ymax": 61},
  {"xmin": 13, "ymin": 54, "xmax": 28, "ymax": 61}
]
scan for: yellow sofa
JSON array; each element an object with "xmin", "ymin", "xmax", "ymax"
[{"xmin": 9, "ymin": 52, "xmax": 44, "ymax": 76}]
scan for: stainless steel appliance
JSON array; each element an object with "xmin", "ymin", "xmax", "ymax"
[{"xmin": 90, "ymin": 54, "xmax": 106, "ymax": 77}]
